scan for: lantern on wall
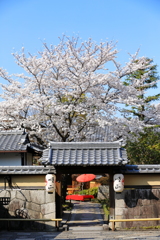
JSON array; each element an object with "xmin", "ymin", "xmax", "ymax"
[
  {"xmin": 45, "ymin": 174, "xmax": 55, "ymax": 192},
  {"xmin": 113, "ymin": 174, "xmax": 124, "ymax": 192}
]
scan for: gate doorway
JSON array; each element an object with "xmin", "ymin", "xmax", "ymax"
[
  {"xmin": 41, "ymin": 141, "xmax": 128, "ymax": 222},
  {"xmin": 55, "ymin": 165, "xmax": 115, "ymax": 220},
  {"xmin": 60, "ymin": 171, "xmax": 109, "ymax": 229}
]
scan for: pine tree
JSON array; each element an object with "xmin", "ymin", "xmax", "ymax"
[
  {"xmin": 124, "ymin": 58, "xmax": 160, "ymax": 164},
  {"xmin": 126, "ymin": 128, "xmax": 160, "ymax": 164},
  {"xmin": 123, "ymin": 58, "xmax": 160, "ymax": 123}
]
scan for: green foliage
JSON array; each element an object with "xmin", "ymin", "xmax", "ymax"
[
  {"xmin": 91, "ymin": 198, "xmax": 110, "ymax": 218},
  {"xmin": 126, "ymin": 128, "xmax": 160, "ymax": 164},
  {"xmin": 60, "ymin": 93, "xmax": 86, "ymax": 104},
  {"xmin": 88, "ymin": 187, "xmax": 98, "ymax": 197},
  {"xmin": 124, "ymin": 58, "xmax": 160, "ymax": 164},
  {"xmin": 124, "ymin": 58, "xmax": 160, "ymax": 122},
  {"xmin": 124, "ymin": 58, "xmax": 159, "ymax": 89},
  {"xmin": 62, "ymin": 201, "xmax": 73, "ymax": 211},
  {"xmin": 58, "ymin": 93, "xmax": 87, "ymax": 127},
  {"xmin": 101, "ymin": 199, "xmax": 110, "ymax": 218},
  {"xmin": 90, "ymin": 198, "xmax": 99, "ymax": 203},
  {"xmin": 75, "ymin": 187, "xmax": 98, "ymax": 197}
]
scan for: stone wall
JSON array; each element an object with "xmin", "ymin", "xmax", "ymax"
[
  {"xmin": 0, "ymin": 189, "xmax": 56, "ymax": 231},
  {"xmin": 115, "ymin": 188, "xmax": 160, "ymax": 229}
]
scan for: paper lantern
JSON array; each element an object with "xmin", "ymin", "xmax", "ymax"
[
  {"xmin": 45, "ymin": 174, "xmax": 55, "ymax": 192},
  {"xmin": 113, "ymin": 174, "xmax": 124, "ymax": 192}
]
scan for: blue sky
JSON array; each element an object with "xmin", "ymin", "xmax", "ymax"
[{"xmin": 0, "ymin": 0, "xmax": 160, "ymax": 99}]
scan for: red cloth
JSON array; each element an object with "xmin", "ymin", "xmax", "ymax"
[{"xmin": 66, "ymin": 194, "xmax": 94, "ymax": 201}]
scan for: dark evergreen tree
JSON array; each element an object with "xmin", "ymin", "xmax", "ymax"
[
  {"xmin": 124, "ymin": 58, "xmax": 160, "ymax": 164},
  {"xmin": 124, "ymin": 58, "xmax": 160, "ymax": 123},
  {"xmin": 126, "ymin": 128, "xmax": 160, "ymax": 164}
]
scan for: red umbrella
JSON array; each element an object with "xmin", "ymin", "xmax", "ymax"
[{"xmin": 76, "ymin": 174, "xmax": 96, "ymax": 183}]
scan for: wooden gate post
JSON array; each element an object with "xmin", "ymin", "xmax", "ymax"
[
  {"xmin": 55, "ymin": 173, "xmax": 62, "ymax": 218},
  {"xmin": 109, "ymin": 168, "xmax": 115, "ymax": 222}
]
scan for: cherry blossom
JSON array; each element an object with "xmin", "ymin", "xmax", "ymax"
[{"xmin": 0, "ymin": 36, "xmax": 155, "ymax": 145}]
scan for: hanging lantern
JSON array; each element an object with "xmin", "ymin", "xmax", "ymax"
[
  {"xmin": 113, "ymin": 174, "xmax": 124, "ymax": 192},
  {"xmin": 45, "ymin": 174, "xmax": 55, "ymax": 192}
]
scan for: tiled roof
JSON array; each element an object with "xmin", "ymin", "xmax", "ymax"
[
  {"xmin": 0, "ymin": 166, "xmax": 56, "ymax": 174},
  {"xmin": 46, "ymin": 125, "xmax": 119, "ymax": 142},
  {"xmin": 29, "ymin": 143, "xmax": 45, "ymax": 152},
  {"xmin": 122, "ymin": 164, "xmax": 160, "ymax": 173},
  {"xmin": 0, "ymin": 130, "xmax": 29, "ymax": 151},
  {"xmin": 41, "ymin": 141, "xmax": 128, "ymax": 166}
]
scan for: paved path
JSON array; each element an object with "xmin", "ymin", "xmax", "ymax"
[
  {"xmin": 1, "ymin": 201, "xmax": 160, "ymax": 239},
  {"xmin": 68, "ymin": 201, "xmax": 104, "ymax": 230}
]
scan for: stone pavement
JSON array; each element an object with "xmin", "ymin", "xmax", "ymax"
[
  {"xmin": 1, "ymin": 229, "xmax": 160, "ymax": 240},
  {"xmin": 1, "ymin": 201, "xmax": 160, "ymax": 239},
  {"xmin": 68, "ymin": 201, "xmax": 104, "ymax": 228}
]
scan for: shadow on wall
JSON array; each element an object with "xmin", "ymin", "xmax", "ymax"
[
  {"xmin": 0, "ymin": 190, "xmax": 54, "ymax": 231},
  {"xmin": 124, "ymin": 189, "xmax": 159, "ymax": 208},
  {"xmin": 0, "ymin": 199, "xmax": 45, "ymax": 231}
]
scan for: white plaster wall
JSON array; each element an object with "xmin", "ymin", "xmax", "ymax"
[{"xmin": 0, "ymin": 153, "xmax": 21, "ymax": 166}]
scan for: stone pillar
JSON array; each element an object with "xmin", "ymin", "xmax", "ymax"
[{"xmin": 115, "ymin": 191, "xmax": 126, "ymax": 229}]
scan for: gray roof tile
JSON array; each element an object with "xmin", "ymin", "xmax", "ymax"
[
  {"xmin": 0, "ymin": 130, "xmax": 29, "ymax": 151},
  {"xmin": 122, "ymin": 164, "xmax": 160, "ymax": 173},
  {"xmin": 41, "ymin": 141, "xmax": 128, "ymax": 166},
  {"xmin": 0, "ymin": 166, "xmax": 56, "ymax": 174}
]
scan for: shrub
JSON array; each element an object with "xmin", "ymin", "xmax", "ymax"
[{"xmin": 75, "ymin": 187, "xmax": 98, "ymax": 197}]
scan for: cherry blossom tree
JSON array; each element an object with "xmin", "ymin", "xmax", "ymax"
[{"xmin": 0, "ymin": 36, "xmax": 157, "ymax": 145}]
